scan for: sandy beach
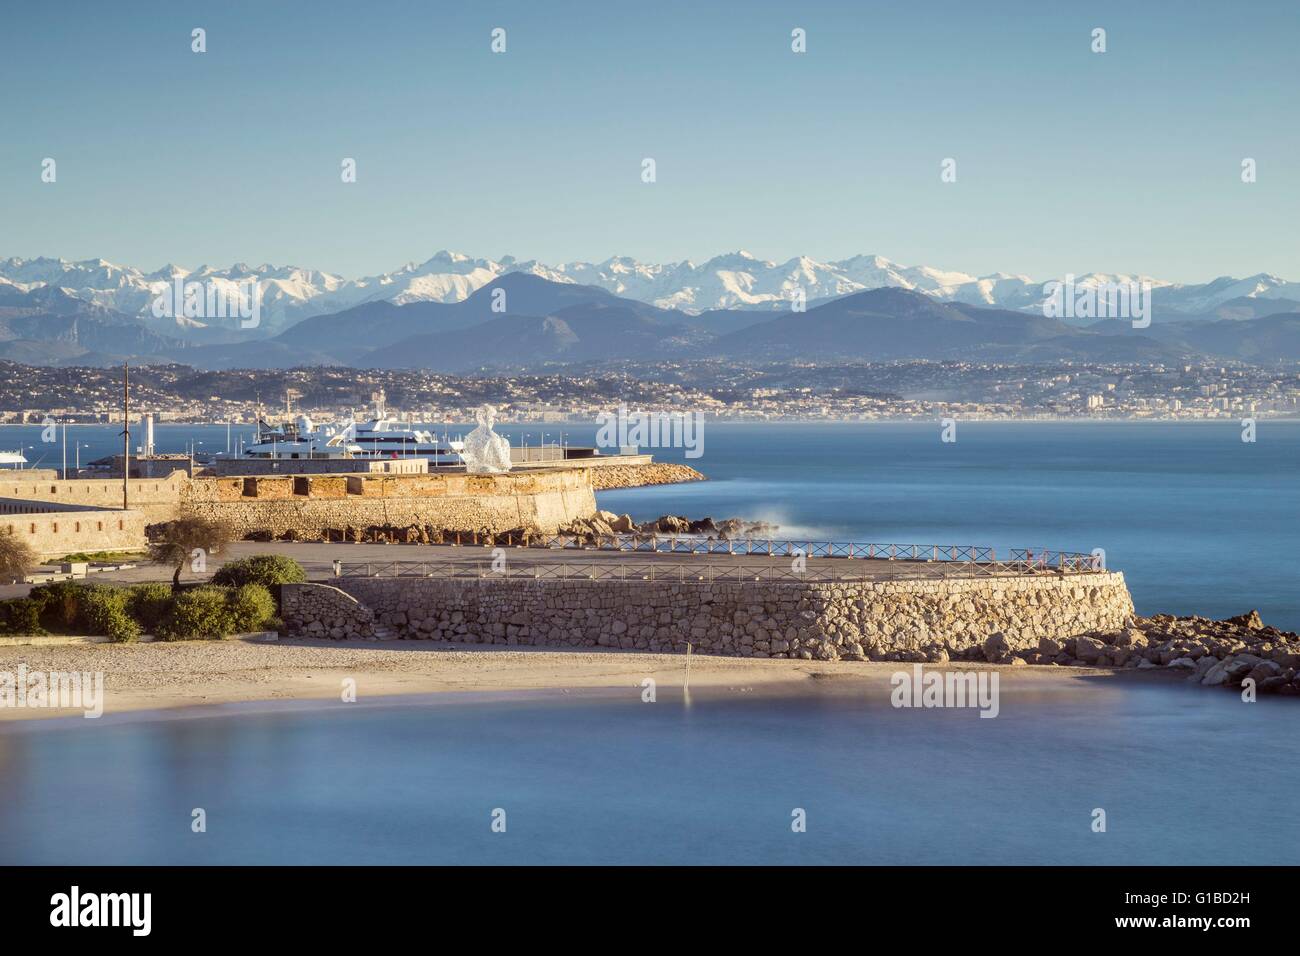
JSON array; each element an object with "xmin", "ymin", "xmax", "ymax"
[{"xmin": 0, "ymin": 637, "xmax": 1175, "ymax": 723}]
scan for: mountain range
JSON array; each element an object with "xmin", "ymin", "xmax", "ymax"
[
  {"xmin": 2, "ymin": 254, "xmax": 1299, "ymax": 370},
  {"xmin": 3, "ymin": 251, "xmax": 1297, "ymax": 339}
]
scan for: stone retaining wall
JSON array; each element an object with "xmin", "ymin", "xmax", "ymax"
[{"xmin": 281, "ymin": 572, "xmax": 1135, "ymax": 659}]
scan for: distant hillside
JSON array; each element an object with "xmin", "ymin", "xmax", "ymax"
[
  {"xmin": 173, "ymin": 273, "xmax": 687, "ymax": 369},
  {"xmin": 1170, "ymin": 313, "xmax": 1300, "ymax": 361},
  {"xmin": 704, "ymin": 288, "xmax": 1193, "ymax": 363},
  {"xmin": 364, "ymin": 301, "xmax": 706, "ymax": 371},
  {"xmin": 0, "ymin": 286, "xmax": 185, "ymax": 366}
]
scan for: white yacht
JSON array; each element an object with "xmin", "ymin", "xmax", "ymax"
[
  {"xmin": 0, "ymin": 450, "xmax": 29, "ymax": 469},
  {"xmin": 336, "ymin": 390, "xmax": 465, "ymax": 465},
  {"xmin": 241, "ymin": 416, "xmax": 361, "ymax": 460}
]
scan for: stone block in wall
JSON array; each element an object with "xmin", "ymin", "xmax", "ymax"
[
  {"xmin": 304, "ymin": 476, "xmax": 348, "ymax": 499},
  {"xmin": 466, "ymin": 476, "xmax": 500, "ymax": 494},
  {"xmin": 241, "ymin": 477, "xmax": 294, "ymax": 499},
  {"xmin": 404, "ymin": 476, "xmax": 448, "ymax": 498},
  {"xmin": 212, "ymin": 479, "xmax": 246, "ymax": 502}
]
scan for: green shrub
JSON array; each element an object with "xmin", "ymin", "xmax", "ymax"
[
  {"xmin": 29, "ymin": 581, "xmax": 87, "ymax": 631},
  {"xmin": 212, "ymin": 554, "xmax": 306, "ymax": 589},
  {"xmin": 22, "ymin": 578, "xmax": 275, "ymax": 643},
  {"xmin": 79, "ymin": 586, "xmax": 141, "ymax": 643},
  {"xmin": 46, "ymin": 550, "xmax": 146, "ymax": 565},
  {"xmin": 226, "ymin": 583, "xmax": 276, "ymax": 633},
  {"xmin": 125, "ymin": 583, "xmax": 173, "ymax": 634},
  {"xmin": 0, "ymin": 598, "xmax": 45, "ymax": 636},
  {"xmin": 157, "ymin": 586, "xmax": 231, "ymax": 640}
]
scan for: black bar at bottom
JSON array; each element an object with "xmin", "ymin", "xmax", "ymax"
[{"xmin": 0, "ymin": 865, "xmax": 1278, "ymax": 941}]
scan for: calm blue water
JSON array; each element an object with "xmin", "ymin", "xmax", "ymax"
[
  {"xmin": 4, "ymin": 419, "xmax": 1297, "ymax": 627},
  {"xmin": 1, "ymin": 680, "xmax": 1294, "ymax": 865}
]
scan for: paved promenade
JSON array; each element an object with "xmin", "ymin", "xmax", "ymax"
[{"xmin": 1, "ymin": 539, "xmax": 1099, "ymax": 599}]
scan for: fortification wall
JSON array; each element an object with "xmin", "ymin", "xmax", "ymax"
[
  {"xmin": 0, "ymin": 475, "xmax": 186, "ymax": 525},
  {"xmin": 179, "ymin": 469, "xmax": 597, "ymax": 538},
  {"xmin": 3, "ymin": 469, "xmax": 598, "ymax": 538},
  {"xmin": 282, "ymin": 572, "xmax": 1135, "ymax": 658},
  {"xmin": 0, "ymin": 499, "xmax": 147, "ymax": 558}
]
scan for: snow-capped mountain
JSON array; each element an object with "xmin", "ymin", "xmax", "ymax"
[{"xmin": 2, "ymin": 252, "xmax": 1296, "ymax": 335}]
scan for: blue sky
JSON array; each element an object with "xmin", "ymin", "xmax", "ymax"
[{"xmin": 1, "ymin": 0, "xmax": 1296, "ymax": 281}]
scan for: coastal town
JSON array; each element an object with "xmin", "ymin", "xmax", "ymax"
[{"xmin": 2, "ymin": 358, "xmax": 1298, "ymax": 425}]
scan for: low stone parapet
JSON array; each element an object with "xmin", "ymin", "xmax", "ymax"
[{"xmin": 283, "ymin": 571, "xmax": 1135, "ymax": 660}]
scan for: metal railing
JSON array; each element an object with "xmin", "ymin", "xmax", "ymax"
[
  {"xmin": 341, "ymin": 532, "xmax": 1101, "ymax": 574},
  {"xmin": 335, "ymin": 553, "xmax": 1104, "ymax": 584}
]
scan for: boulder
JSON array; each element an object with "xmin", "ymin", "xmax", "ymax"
[
  {"xmin": 1114, "ymin": 628, "xmax": 1144, "ymax": 648},
  {"xmin": 982, "ymin": 632, "xmax": 1011, "ymax": 663},
  {"xmin": 1221, "ymin": 610, "xmax": 1264, "ymax": 630},
  {"xmin": 1223, "ymin": 657, "xmax": 1256, "ymax": 680},
  {"xmin": 1247, "ymin": 661, "xmax": 1282, "ymax": 684},
  {"xmin": 587, "ymin": 517, "xmax": 615, "ymax": 537},
  {"xmin": 1075, "ymin": 635, "xmax": 1105, "ymax": 663},
  {"xmin": 654, "ymin": 515, "xmax": 691, "ymax": 535},
  {"xmin": 1200, "ymin": 660, "xmax": 1231, "ymax": 686}
]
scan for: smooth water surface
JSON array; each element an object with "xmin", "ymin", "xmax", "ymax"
[{"xmin": 0, "ymin": 679, "xmax": 1293, "ymax": 865}]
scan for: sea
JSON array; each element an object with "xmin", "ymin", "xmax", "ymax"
[{"xmin": 1, "ymin": 419, "xmax": 1296, "ymax": 865}]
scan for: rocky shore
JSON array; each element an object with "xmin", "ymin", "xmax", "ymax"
[
  {"xmin": 243, "ymin": 510, "xmax": 775, "ymax": 546},
  {"xmin": 964, "ymin": 609, "xmax": 1300, "ymax": 697},
  {"xmin": 561, "ymin": 511, "xmax": 778, "ymax": 539},
  {"xmin": 587, "ymin": 462, "xmax": 706, "ymax": 490}
]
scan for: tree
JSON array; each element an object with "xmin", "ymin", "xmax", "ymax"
[
  {"xmin": 148, "ymin": 517, "xmax": 234, "ymax": 592},
  {"xmin": 0, "ymin": 530, "xmax": 37, "ymax": 584}
]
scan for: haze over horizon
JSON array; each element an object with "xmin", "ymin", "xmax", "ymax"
[{"xmin": 2, "ymin": 0, "xmax": 1297, "ymax": 283}]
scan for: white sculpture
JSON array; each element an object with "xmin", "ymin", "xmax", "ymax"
[{"xmin": 459, "ymin": 405, "xmax": 512, "ymax": 473}]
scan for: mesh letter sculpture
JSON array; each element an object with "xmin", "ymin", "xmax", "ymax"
[{"xmin": 459, "ymin": 405, "xmax": 513, "ymax": 474}]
